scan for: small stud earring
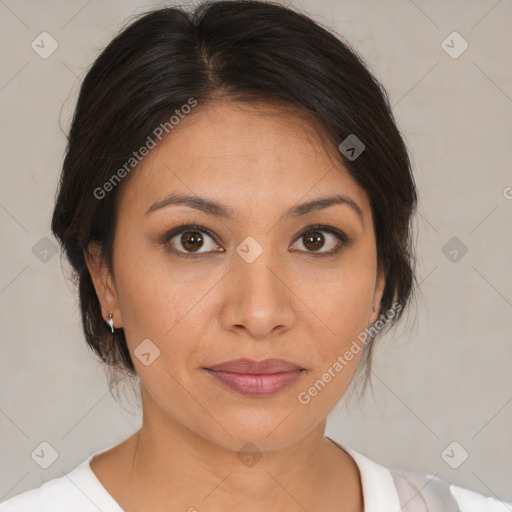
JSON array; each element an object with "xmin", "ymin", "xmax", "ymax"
[
  {"xmin": 107, "ymin": 313, "xmax": 114, "ymax": 333},
  {"xmin": 373, "ymin": 306, "xmax": 378, "ymax": 312}
]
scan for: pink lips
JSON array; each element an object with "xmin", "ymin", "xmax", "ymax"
[{"xmin": 204, "ymin": 358, "xmax": 305, "ymax": 397}]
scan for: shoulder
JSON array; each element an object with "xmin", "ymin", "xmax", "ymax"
[
  {"xmin": 0, "ymin": 459, "xmax": 89, "ymax": 512},
  {"xmin": 0, "ymin": 454, "xmax": 120, "ymax": 512},
  {"xmin": 340, "ymin": 443, "xmax": 512, "ymax": 512},
  {"xmin": 450, "ymin": 484, "xmax": 512, "ymax": 512},
  {"xmin": 391, "ymin": 468, "xmax": 512, "ymax": 512},
  {"xmin": 0, "ymin": 472, "xmax": 81, "ymax": 511}
]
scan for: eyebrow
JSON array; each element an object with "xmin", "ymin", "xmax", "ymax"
[{"xmin": 145, "ymin": 193, "xmax": 363, "ymax": 224}]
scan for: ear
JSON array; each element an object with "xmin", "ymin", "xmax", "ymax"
[
  {"xmin": 84, "ymin": 242, "xmax": 123, "ymax": 329},
  {"xmin": 369, "ymin": 262, "xmax": 386, "ymax": 324}
]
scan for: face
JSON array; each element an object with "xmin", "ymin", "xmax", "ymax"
[{"xmin": 87, "ymin": 100, "xmax": 385, "ymax": 452}]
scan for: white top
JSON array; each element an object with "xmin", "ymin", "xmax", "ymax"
[{"xmin": 1, "ymin": 439, "xmax": 510, "ymax": 512}]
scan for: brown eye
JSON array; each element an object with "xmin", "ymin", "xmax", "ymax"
[
  {"xmin": 180, "ymin": 231, "xmax": 204, "ymax": 252},
  {"xmin": 302, "ymin": 231, "xmax": 325, "ymax": 251},
  {"xmin": 290, "ymin": 225, "xmax": 350, "ymax": 256},
  {"xmin": 166, "ymin": 226, "xmax": 221, "ymax": 255}
]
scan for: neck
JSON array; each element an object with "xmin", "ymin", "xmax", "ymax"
[{"xmin": 117, "ymin": 403, "xmax": 363, "ymax": 511}]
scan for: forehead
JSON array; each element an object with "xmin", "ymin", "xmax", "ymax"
[{"xmin": 118, "ymin": 100, "xmax": 371, "ymax": 221}]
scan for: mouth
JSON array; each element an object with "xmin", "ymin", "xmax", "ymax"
[{"xmin": 203, "ymin": 358, "xmax": 306, "ymax": 397}]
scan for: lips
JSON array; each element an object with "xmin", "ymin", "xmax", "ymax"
[
  {"xmin": 204, "ymin": 358, "xmax": 305, "ymax": 397},
  {"xmin": 207, "ymin": 358, "xmax": 303, "ymax": 374}
]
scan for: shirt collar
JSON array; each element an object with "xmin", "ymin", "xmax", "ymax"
[{"xmin": 326, "ymin": 437, "xmax": 402, "ymax": 512}]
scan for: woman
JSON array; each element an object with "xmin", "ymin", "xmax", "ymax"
[{"xmin": 1, "ymin": 1, "xmax": 510, "ymax": 510}]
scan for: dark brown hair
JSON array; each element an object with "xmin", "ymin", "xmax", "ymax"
[{"xmin": 51, "ymin": 0, "xmax": 417, "ymax": 391}]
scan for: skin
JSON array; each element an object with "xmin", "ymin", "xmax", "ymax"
[{"xmin": 86, "ymin": 100, "xmax": 386, "ymax": 512}]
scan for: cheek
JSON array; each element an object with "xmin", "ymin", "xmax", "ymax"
[
  {"xmin": 112, "ymin": 239, "xmax": 224, "ymax": 386},
  {"xmin": 292, "ymin": 278, "xmax": 373, "ymax": 415},
  {"xmin": 289, "ymin": 252, "xmax": 376, "ymax": 387},
  {"xmin": 114, "ymin": 259, "xmax": 205, "ymax": 350},
  {"xmin": 294, "ymin": 252, "xmax": 377, "ymax": 338}
]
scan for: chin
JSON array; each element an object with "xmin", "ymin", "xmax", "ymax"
[{"xmin": 195, "ymin": 410, "xmax": 320, "ymax": 455}]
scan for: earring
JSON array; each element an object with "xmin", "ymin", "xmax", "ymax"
[
  {"xmin": 107, "ymin": 313, "xmax": 114, "ymax": 333},
  {"xmin": 373, "ymin": 306, "xmax": 378, "ymax": 312}
]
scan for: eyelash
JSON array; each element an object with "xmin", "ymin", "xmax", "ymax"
[{"xmin": 161, "ymin": 222, "xmax": 353, "ymax": 259}]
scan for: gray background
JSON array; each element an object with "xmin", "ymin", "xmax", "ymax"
[{"xmin": 1, "ymin": 0, "xmax": 511, "ymax": 503}]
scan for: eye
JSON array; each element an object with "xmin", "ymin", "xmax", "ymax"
[
  {"xmin": 290, "ymin": 225, "xmax": 350, "ymax": 256},
  {"xmin": 165, "ymin": 225, "xmax": 224, "ymax": 256},
  {"xmin": 162, "ymin": 223, "xmax": 351, "ymax": 258}
]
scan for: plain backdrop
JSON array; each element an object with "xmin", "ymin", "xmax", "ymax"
[{"xmin": 1, "ymin": 0, "xmax": 511, "ymax": 503}]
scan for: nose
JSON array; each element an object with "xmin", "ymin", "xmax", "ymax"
[{"xmin": 219, "ymin": 247, "xmax": 295, "ymax": 340}]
